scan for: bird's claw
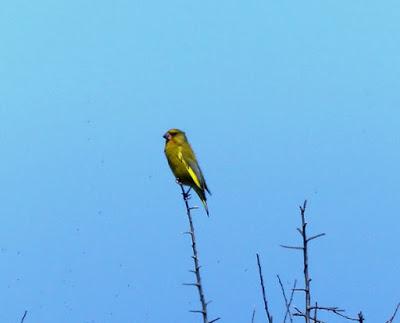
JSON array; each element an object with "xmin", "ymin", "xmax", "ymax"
[{"xmin": 182, "ymin": 192, "xmax": 192, "ymax": 200}]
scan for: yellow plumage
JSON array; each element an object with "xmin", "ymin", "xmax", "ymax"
[{"xmin": 163, "ymin": 128, "xmax": 211, "ymax": 216}]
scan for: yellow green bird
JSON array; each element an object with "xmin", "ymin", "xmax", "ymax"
[{"xmin": 163, "ymin": 128, "xmax": 211, "ymax": 216}]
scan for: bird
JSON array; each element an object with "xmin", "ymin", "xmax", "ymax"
[{"xmin": 163, "ymin": 128, "xmax": 211, "ymax": 216}]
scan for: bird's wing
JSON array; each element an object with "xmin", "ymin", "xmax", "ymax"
[{"xmin": 177, "ymin": 149, "xmax": 203, "ymax": 190}]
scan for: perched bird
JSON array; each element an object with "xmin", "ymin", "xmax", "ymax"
[{"xmin": 163, "ymin": 128, "xmax": 211, "ymax": 215}]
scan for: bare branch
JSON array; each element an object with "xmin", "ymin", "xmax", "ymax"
[
  {"xmin": 386, "ymin": 303, "xmax": 400, "ymax": 323},
  {"xmin": 179, "ymin": 184, "xmax": 218, "ymax": 323},
  {"xmin": 306, "ymin": 233, "xmax": 326, "ymax": 243},
  {"xmin": 293, "ymin": 307, "xmax": 324, "ymax": 323},
  {"xmin": 277, "ymin": 275, "xmax": 296, "ymax": 323},
  {"xmin": 280, "ymin": 245, "xmax": 304, "ymax": 250},
  {"xmin": 20, "ymin": 311, "xmax": 27, "ymax": 323},
  {"xmin": 309, "ymin": 306, "xmax": 363, "ymax": 321},
  {"xmin": 287, "ymin": 280, "xmax": 297, "ymax": 322},
  {"xmin": 300, "ymin": 200, "xmax": 311, "ymax": 323},
  {"xmin": 251, "ymin": 307, "xmax": 256, "ymax": 323},
  {"xmin": 309, "ymin": 306, "xmax": 343, "ymax": 311},
  {"xmin": 191, "ymin": 310, "xmax": 206, "ymax": 314},
  {"xmin": 300, "ymin": 200, "xmax": 307, "ymax": 213},
  {"xmin": 256, "ymin": 253, "xmax": 273, "ymax": 323},
  {"xmin": 282, "ymin": 200, "xmax": 365, "ymax": 323},
  {"xmin": 314, "ymin": 302, "xmax": 318, "ymax": 323},
  {"xmin": 281, "ymin": 200, "xmax": 326, "ymax": 323},
  {"xmin": 209, "ymin": 318, "xmax": 221, "ymax": 323}
]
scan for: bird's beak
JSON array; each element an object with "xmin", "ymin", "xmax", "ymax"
[{"xmin": 163, "ymin": 132, "xmax": 169, "ymax": 140}]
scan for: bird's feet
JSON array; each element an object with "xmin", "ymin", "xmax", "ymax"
[
  {"xmin": 182, "ymin": 187, "xmax": 192, "ymax": 200},
  {"xmin": 176, "ymin": 179, "xmax": 192, "ymax": 199}
]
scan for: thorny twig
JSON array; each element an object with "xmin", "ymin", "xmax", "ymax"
[
  {"xmin": 180, "ymin": 184, "xmax": 220, "ymax": 323},
  {"xmin": 309, "ymin": 306, "xmax": 362, "ymax": 321},
  {"xmin": 256, "ymin": 253, "xmax": 273, "ymax": 323},
  {"xmin": 386, "ymin": 303, "xmax": 400, "ymax": 323},
  {"xmin": 20, "ymin": 311, "xmax": 27, "ymax": 323},
  {"xmin": 277, "ymin": 275, "xmax": 297, "ymax": 323},
  {"xmin": 251, "ymin": 307, "xmax": 256, "ymax": 323},
  {"xmin": 281, "ymin": 200, "xmax": 325, "ymax": 323},
  {"xmin": 299, "ymin": 201, "xmax": 312, "ymax": 323},
  {"xmin": 283, "ymin": 201, "xmax": 364, "ymax": 323},
  {"xmin": 287, "ymin": 280, "xmax": 297, "ymax": 322},
  {"xmin": 314, "ymin": 302, "xmax": 318, "ymax": 323},
  {"xmin": 293, "ymin": 307, "xmax": 324, "ymax": 323}
]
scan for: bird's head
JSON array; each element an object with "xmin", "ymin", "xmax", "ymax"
[{"xmin": 163, "ymin": 128, "xmax": 187, "ymax": 145}]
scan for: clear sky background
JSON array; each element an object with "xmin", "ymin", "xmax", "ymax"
[{"xmin": 1, "ymin": 0, "xmax": 399, "ymax": 322}]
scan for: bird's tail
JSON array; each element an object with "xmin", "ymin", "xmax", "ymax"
[
  {"xmin": 201, "ymin": 199, "xmax": 209, "ymax": 217},
  {"xmin": 194, "ymin": 187, "xmax": 210, "ymax": 216}
]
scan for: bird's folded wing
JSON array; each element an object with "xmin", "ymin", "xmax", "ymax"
[{"xmin": 177, "ymin": 150, "xmax": 202, "ymax": 190}]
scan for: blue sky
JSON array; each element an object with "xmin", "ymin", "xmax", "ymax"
[{"xmin": 0, "ymin": 0, "xmax": 399, "ymax": 322}]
